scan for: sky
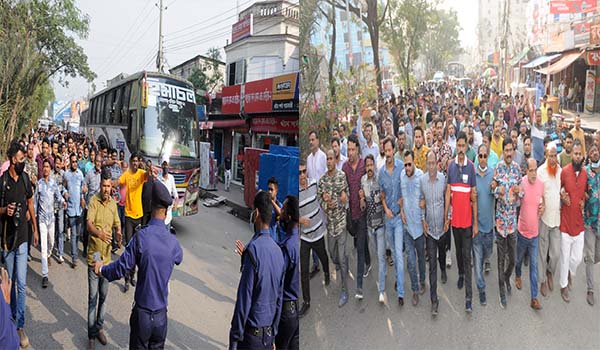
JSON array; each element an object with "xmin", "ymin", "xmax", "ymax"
[
  {"xmin": 54, "ymin": 0, "xmax": 253, "ymax": 101},
  {"xmin": 441, "ymin": 0, "xmax": 478, "ymax": 48}
]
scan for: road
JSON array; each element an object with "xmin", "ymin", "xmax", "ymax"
[
  {"xmin": 20, "ymin": 204, "xmax": 250, "ymax": 349},
  {"xmin": 300, "ymin": 236, "xmax": 600, "ymax": 350}
]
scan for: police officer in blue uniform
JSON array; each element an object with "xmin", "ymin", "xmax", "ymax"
[
  {"xmin": 230, "ymin": 191, "xmax": 285, "ymax": 350},
  {"xmin": 275, "ymin": 195, "xmax": 299, "ymax": 350},
  {"xmin": 94, "ymin": 181, "xmax": 183, "ymax": 349}
]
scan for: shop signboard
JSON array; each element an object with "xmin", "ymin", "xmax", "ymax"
[
  {"xmin": 222, "ymin": 84, "xmax": 241, "ymax": 114},
  {"xmin": 251, "ymin": 116, "xmax": 299, "ymax": 133},
  {"xmin": 591, "ymin": 20, "xmax": 600, "ymax": 45},
  {"xmin": 549, "ymin": 0, "xmax": 597, "ymax": 15},
  {"xmin": 244, "ymin": 78, "xmax": 272, "ymax": 113},
  {"xmin": 585, "ymin": 69, "xmax": 596, "ymax": 113},
  {"xmin": 586, "ymin": 49, "xmax": 600, "ymax": 65},
  {"xmin": 272, "ymin": 73, "xmax": 299, "ymax": 112},
  {"xmin": 231, "ymin": 15, "xmax": 253, "ymax": 43}
]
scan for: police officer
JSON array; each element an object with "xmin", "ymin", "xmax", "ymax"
[
  {"xmin": 275, "ymin": 195, "xmax": 299, "ymax": 350},
  {"xmin": 230, "ymin": 191, "xmax": 285, "ymax": 350},
  {"xmin": 94, "ymin": 181, "xmax": 183, "ymax": 349}
]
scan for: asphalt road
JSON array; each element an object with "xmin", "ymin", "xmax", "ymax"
[
  {"xmin": 17, "ymin": 204, "xmax": 250, "ymax": 349},
  {"xmin": 300, "ymin": 234, "xmax": 600, "ymax": 350}
]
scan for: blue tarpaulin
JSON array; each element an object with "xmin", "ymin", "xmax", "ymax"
[
  {"xmin": 258, "ymin": 153, "xmax": 299, "ymax": 203},
  {"xmin": 268, "ymin": 145, "xmax": 299, "ymax": 158}
]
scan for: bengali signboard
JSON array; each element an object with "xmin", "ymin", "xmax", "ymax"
[
  {"xmin": 251, "ymin": 116, "xmax": 299, "ymax": 134},
  {"xmin": 586, "ymin": 49, "xmax": 600, "ymax": 65},
  {"xmin": 272, "ymin": 73, "xmax": 299, "ymax": 112},
  {"xmin": 549, "ymin": 0, "xmax": 597, "ymax": 14},
  {"xmin": 221, "ymin": 85, "xmax": 241, "ymax": 114},
  {"xmin": 585, "ymin": 69, "xmax": 596, "ymax": 113},
  {"xmin": 244, "ymin": 78, "xmax": 273, "ymax": 113},
  {"xmin": 231, "ymin": 15, "xmax": 253, "ymax": 43},
  {"xmin": 591, "ymin": 21, "xmax": 600, "ymax": 45}
]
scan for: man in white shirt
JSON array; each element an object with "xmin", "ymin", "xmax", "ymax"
[
  {"xmin": 158, "ymin": 160, "xmax": 178, "ymax": 228},
  {"xmin": 307, "ymin": 131, "xmax": 327, "ymax": 182},
  {"xmin": 356, "ymin": 114, "xmax": 380, "ymax": 160},
  {"xmin": 332, "ymin": 137, "xmax": 348, "ymax": 170}
]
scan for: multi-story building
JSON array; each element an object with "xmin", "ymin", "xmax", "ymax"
[{"xmin": 169, "ymin": 54, "xmax": 226, "ymax": 93}]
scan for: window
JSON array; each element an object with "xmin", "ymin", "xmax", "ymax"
[
  {"xmin": 105, "ymin": 90, "xmax": 114, "ymax": 124},
  {"xmin": 98, "ymin": 95, "xmax": 105, "ymax": 124},
  {"xmin": 121, "ymin": 83, "xmax": 131, "ymax": 125},
  {"xmin": 113, "ymin": 87, "xmax": 123, "ymax": 124}
]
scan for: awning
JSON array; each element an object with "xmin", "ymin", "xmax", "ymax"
[
  {"xmin": 522, "ymin": 54, "xmax": 561, "ymax": 68},
  {"xmin": 535, "ymin": 51, "xmax": 584, "ymax": 75},
  {"xmin": 510, "ymin": 47, "xmax": 530, "ymax": 66},
  {"xmin": 202, "ymin": 119, "xmax": 247, "ymax": 130}
]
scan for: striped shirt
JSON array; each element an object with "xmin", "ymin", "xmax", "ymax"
[
  {"xmin": 299, "ymin": 179, "xmax": 326, "ymax": 242},
  {"xmin": 420, "ymin": 172, "xmax": 446, "ymax": 239}
]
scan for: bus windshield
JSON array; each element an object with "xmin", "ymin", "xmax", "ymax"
[{"xmin": 141, "ymin": 77, "xmax": 198, "ymax": 159}]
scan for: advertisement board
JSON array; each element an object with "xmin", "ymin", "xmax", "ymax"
[
  {"xmin": 221, "ymin": 85, "xmax": 241, "ymax": 114},
  {"xmin": 244, "ymin": 78, "xmax": 272, "ymax": 113},
  {"xmin": 232, "ymin": 15, "xmax": 253, "ymax": 43},
  {"xmin": 585, "ymin": 69, "xmax": 596, "ymax": 112},
  {"xmin": 272, "ymin": 73, "xmax": 299, "ymax": 112}
]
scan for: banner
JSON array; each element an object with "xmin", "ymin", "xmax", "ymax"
[
  {"xmin": 550, "ymin": 0, "xmax": 597, "ymax": 14},
  {"xmin": 232, "ymin": 15, "xmax": 253, "ymax": 43},
  {"xmin": 585, "ymin": 69, "xmax": 596, "ymax": 113},
  {"xmin": 244, "ymin": 78, "xmax": 272, "ymax": 113},
  {"xmin": 221, "ymin": 85, "xmax": 241, "ymax": 114},
  {"xmin": 251, "ymin": 116, "xmax": 299, "ymax": 134}
]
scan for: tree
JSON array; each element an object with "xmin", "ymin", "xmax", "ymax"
[
  {"xmin": 421, "ymin": 9, "xmax": 463, "ymax": 77},
  {"xmin": 382, "ymin": 0, "xmax": 432, "ymax": 90},
  {"xmin": 187, "ymin": 47, "xmax": 224, "ymax": 105}
]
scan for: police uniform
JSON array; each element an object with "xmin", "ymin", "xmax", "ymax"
[
  {"xmin": 275, "ymin": 226, "xmax": 299, "ymax": 350},
  {"xmin": 100, "ymin": 182, "xmax": 183, "ymax": 349},
  {"xmin": 229, "ymin": 228, "xmax": 285, "ymax": 350}
]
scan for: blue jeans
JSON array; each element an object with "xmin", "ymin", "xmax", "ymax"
[
  {"xmin": 68, "ymin": 216, "xmax": 82, "ymax": 259},
  {"xmin": 473, "ymin": 230, "xmax": 493, "ymax": 292},
  {"xmin": 385, "ymin": 215, "xmax": 404, "ymax": 298},
  {"xmin": 515, "ymin": 233, "xmax": 539, "ymax": 299},
  {"xmin": 369, "ymin": 225, "xmax": 386, "ymax": 293},
  {"xmin": 2, "ymin": 242, "xmax": 28, "ymax": 328},
  {"xmin": 55, "ymin": 209, "xmax": 65, "ymax": 257},
  {"xmin": 88, "ymin": 266, "xmax": 109, "ymax": 338},
  {"xmin": 404, "ymin": 232, "xmax": 426, "ymax": 293}
]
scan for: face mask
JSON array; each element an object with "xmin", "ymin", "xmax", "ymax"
[
  {"xmin": 478, "ymin": 164, "xmax": 487, "ymax": 172},
  {"xmin": 592, "ymin": 160, "xmax": 600, "ymax": 168},
  {"xmin": 398, "ymin": 127, "xmax": 405, "ymax": 133},
  {"xmin": 14, "ymin": 161, "xmax": 25, "ymax": 176}
]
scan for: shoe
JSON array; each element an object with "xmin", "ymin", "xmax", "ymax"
[
  {"xmin": 310, "ymin": 265, "xmax": 320, "ymax": 279},
  {"xmin": 441, "ymin": 270, "xmax": 447, "ymax": 284},
  {"xmin": 97, "ymin": 329, "xmax": 108, "ymax": 345},
  {"xmin": 479, "ymin": 291, "xmax": 487, "ymax": 306},
  {"xmin": 446, "ymin": 254, "xmax": 452, "ymax": 268},
  {"xmin": 431, "ymin": 299, "xmax": 439, "ymax": 316},
  {"xmin": 540, "ymin": 282, "xmax": 548, "ymax": 297},
  {"xmin": 524, "ymin": 257, "xmax": 529, "ymax": 267},
  {"xmin": 499, "ymin": 294, "xmax": 507, "ymax": 309},
  {"xmin": 123, "ymin": 281, "xmax": 129, "ymax": 293},
  {"xmin": 587, "ymin": 291, "xmax": 594, "ymax": 306},
  {"xmin": 484, "ymin": 261, "xmax": 491, "ymax": 274},
  {"xmin": 42, "ymin": 276, "xmax": 48, "ymax": 289},
  {"xmin": 88, "ymin": 338, "xmax": 95, "ymax": 350},
  {"xmin": 324, "ymin": 273, "xmax": 330, "ymax": 286},
  {"xmin": 394, "ymin": 281, "xmax": 397, "ymax": 292},
  {"xmin": 419, "ymin": 282, "xmax": 426, "ymax": 295},
  {"xmin": 506, "ymin": 280, "xmax": 512, "ymax": 295},
  {"xmin": 335, "ymin": 264, "xmax": 340, "ymax": 271},
  {"xmin": 363, "ymin": 264, "xmax": 372, "ymax": 278},
  {"xmin": 515, "ymin": 276, "xmax": 522, "ymax": 290},
  {"xmin": 298, "ymin": 302, "xmax": 310, "ymax": 318},
  {"xmin": 457, "ymin": 275, "xmax": 464, "ymax": 290},
  {"xmin": 58, "ymin": 256, "xmax": 64, "ymax": 264},
  {"xmin": 561, "ymin": 287, "xmax": 570, "ymax": 303},
  {"xmin": 72, "ymin": 258, "xmax": 77, "ymax": 269},
  {"xmin": 379, "ymin": 292, "xmax": 385, "ymax": 304},
  {"xmin": 530, "ymin": 298, "xmax": 542, "ymax": 310},
  {"xmin": 338, "ymin": 290, "xmax": 348, "ymax": 307},
  {"xmin": 412, "ymin": 293, "xmax": 419, "ymax": 306},
  {"xmin": 387, "ymin": 255, "xmax": 394, "ymax": 267},
  {"xmin": 465, "ymin": 300, "xmax": 472, "ymax": 313},
  {"xmin": 568, "ymin": 272, "xmax": 572, "ymax": 291},
  {"xmin": 27, "ymin": 254, "xmax": 32, "ymax": 262},
  {"xmin": 355, "ymin": 288, "xmax": 364, "ymax": 300},
  {"xmin": 130, "ymin": 275, "xmax": 137, "ymax": 287},
  {"xmin": 17, "ymin": 328, "xmax": 29, "ymax": 349},
  {"xmin": 547, "ymin": 271, "xmax": 554, "ymax": 292},
  {"xmin": 398, "ymin": 297, "xmax": 404, "ymax": 306}
]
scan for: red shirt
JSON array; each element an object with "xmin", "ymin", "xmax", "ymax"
[{"xmin": 560, "ymin": 164, "xmax": 588, "ymax": 236}]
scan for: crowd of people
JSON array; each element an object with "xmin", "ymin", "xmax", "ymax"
[
  {"xmin": 0, "ymin": 126, "xmax": 182, "ymax": 349},
  {"xmin": 300, "ymin": 79, "xmax": 600, "ymax": 318}
]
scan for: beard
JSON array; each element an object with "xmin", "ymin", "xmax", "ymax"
[
  {"xmin": 572, "ymin": 159, "xmax": 583, "ymax": 172},
  {"xmin": 547, "ymin": 162, "xmax": 558, "ymax": 177}
]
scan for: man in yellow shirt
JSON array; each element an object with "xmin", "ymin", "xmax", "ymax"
[
  {"xmin": 86, "ymin": 169, "xmax": 121, "ymax": 349},
  {"xmin": 118, "ymin": 152, "xmax": 147, "ymax": 291},
  {"xmin": 540, "ymin": 95, "xmax": 549, "ymax": 124},
  {"xmin": 491, "ymin": 119, "xmax": 504, "ymax": 159},
  {"xmin": 570, "ymin": 115, "xmax": 586, "ymax": 156},
  {"xmin": 412, "ymin": 126, "xmax": 429, "ymax": 172}
]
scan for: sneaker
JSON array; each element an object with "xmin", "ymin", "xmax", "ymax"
[
  {"xmin": 17, "ymin": 328, "xmax": 29, "ymax": 349},
  {"xmin": 465, "ymin": 300, "xmax": 472, "ymax": 313},
  {"xmin": 58, "ymin": 256, "xmax": 64, "ymax": 264},
  {"xmin": 530, "ymin": 298, "xmax": 542, "ymax": 310},
  {"xmin": 363, "ymin": 264, "xmax": 372, "ymax": 278},
  {"xmin": 355, "ymin": 288, "xmax": 364, "ymax": 300},
  {"xmin": 499, "ymin": 294, "xmax": 507, "ymax": 309},
  {"xmin": 42, "ymin": 276, "xmax": 48, "ymax": 289},
  {"xmin": 431, "ymin": 299, "xmax": 439, "ymax": 316},
  {"xmin": 379, "ymin": 292, "xmax": 385, "ymax": 304},
  {"xmin": 457, "ymin": 275, "xmax": 464, "ymax": 290},
  {"xmin": 441, "ymin": 270, "xmax": 448, "ymax": 284},
  {"xmin": 484, "ymin": 261, "xmax": 491, "ymax": 274},
  {"xmin": 479, "ymin": 291, "xmax": 487, "ymax": 306},
  {"xmin": 298, "ymin": 302, "xmax": 310, "ymax": 317},
  {"xmin": 338, "ymin": 290, "xmax": 348, "ymax": 307},
  {"xmin": 446, "ymin": 254, "xmax": 452, "ymax": 268}
]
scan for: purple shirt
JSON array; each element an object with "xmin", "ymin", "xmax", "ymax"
[{"xmin": 342, "ymin": 158, "xmax": 366, "ymax": 220}]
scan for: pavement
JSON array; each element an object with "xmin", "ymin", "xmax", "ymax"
[
  {"xmin": 300, "ymin": 237, "xmax": 600, "ymax": 349},
  {"xmin": 16, "ymin": 204, "xmax": 252, "ymax": 349}
]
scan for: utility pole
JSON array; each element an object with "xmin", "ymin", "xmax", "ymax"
[{"xmin": 156, "ymin": 0, "xmax": 165, "ymax": 72}]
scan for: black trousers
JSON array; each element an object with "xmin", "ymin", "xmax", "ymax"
[
  {"xmin": 453, "ymin": 227, "xmax": 473, "ymax": 301},
  {"xmin": 426, "ymin": 231, "xmax": 449, "ymax": 302},
  {"xmin": 347, "ymin": 215, "xmax": 371, "ymax": 289},
  {"xmin": 275, "ymin": 302, "xmax": 299, "ymax": 350},
  {"xmin": 497, "ymin": 233, "xmax": 517, "ymax": 296},
  {"xmin": 129, "ymin": 306, "xmax": 167, "ymax": 349},
  {"xmin": 300, "ymin": 237, "xmax": 329, "ymax": 303},
  {"xmin": 124, "ymin": 216, "xmax": 142, "ymax": 282}
]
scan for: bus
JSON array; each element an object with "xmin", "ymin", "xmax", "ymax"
[
  {"xmin": 446, "ymin": 61, "xmax": 465, "ymax": 79},
  {"xmin": 80, "ymin": 71, "xmax": 200, "ymax": 217}
]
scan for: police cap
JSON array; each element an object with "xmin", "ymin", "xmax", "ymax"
[{"xmin": 152, "ymin": 181, "xmax": 173, "ymax": 209}]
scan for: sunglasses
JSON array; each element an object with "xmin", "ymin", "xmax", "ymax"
[
  {"xmin": 300, "ymin": 169, "xmax": 307, "ymax": 174},
  {"xmin": 405, "ymin": 163, "xmax": 413, "ymax": 167},
  {"xmin": 478, "ymin": 154, "xmax": 488, "ymax": 159}
]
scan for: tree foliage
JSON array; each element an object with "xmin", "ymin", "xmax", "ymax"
[
  {"xmin": 187, "ymin": 47, "xmax": 224, "ymax": 105},
  {"xmin": 0, "ymin": 0, "xmax": 94, "ymax": 154},
  {"xmin": 421, "ymin": 8, "xmax": 463, "ymax": 77}
]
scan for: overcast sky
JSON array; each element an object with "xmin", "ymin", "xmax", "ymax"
[
  {"xmin": 441, "ymin": 0, "xmax": 478, "ymax": 48},
  {"xmin": 54, "ymin": 0, "xmax": 254, "ymax": 101}
]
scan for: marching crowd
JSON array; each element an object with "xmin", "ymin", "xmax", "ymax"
[
  {"xmin": 0, "ymin": 126, "xmax": 183, "ymax": 349},
  {"xmin": 299, "ymin": 80, "xmax": 600, "ymax": 318}
]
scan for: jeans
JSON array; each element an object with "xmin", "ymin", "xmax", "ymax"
[
  {"xmin": 67, "ymin": 216, "xmax": 82, "ymax": 260},
  {"xmin": 55, "ymin": 209, "xmax": 65, "ymax": 257},
  {"xmin": 2, "ymin": 242, "xmax": 28, "ymax": 328},
  {"xmin": 327, "ymin": 231, "xmax": 349, "ymax": 292},
  {"xmin": 473, "ymin": 230, "xmax": 493, "ymax": 292},
  {"xmin": 404, "ymin": 231, "xmax": 425, "ymax": 293},
  {"xmin": 39, "ymin": 221, "xmax": 55, "ymax": 278},
  {"xmin": 515, "ymin": 233, "xmax": 539, "ymax": 299},
  {"xmin": 385, "ymin": 215, "xmax": 405, "ymax": 298},
  {"xmin": 300, "ymin": 237, "xmax": 329, "ymax": 303},
  {"xmin": 369, "ymin": 225, "xmax": 386, "ymax": 293},
  {"xmin": 453, "ymin": 227, "xmax": 473, "ymax": 301},
  {"xmin": 88, "ymin": 266, "xmax": 108, "ymax": 338},
  {"xmin": 426, "ymin": 232, "xmax": 448, "ymax": 302},
  {"xmin": 497, "ymin": 232, "xmax": 517, "ymax": 296},
  {"xmin": 348, "ymin": 215, "xmax": 370, "ymax": 290}
]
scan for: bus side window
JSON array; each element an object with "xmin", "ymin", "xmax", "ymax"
[
  {"xmin": 121, "ymin": 84, "xmax": 131, "ymax": 126},
  {"xmin": 113, "ymin": 88, "xmax": 123, "ymax": 124},
  {"xmin": 105, "ymin": 90, "xmax": 114, "ymax": 124},
  {"xmin": 128, "ymin": 109, "xmax": 137, "ymax": 148}
]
